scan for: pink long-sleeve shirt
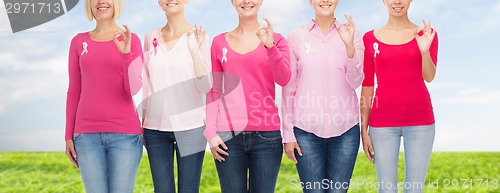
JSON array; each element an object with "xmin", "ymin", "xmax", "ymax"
[
  {"xmin": 65, "ymin": 32, "xmax": 143, "ymax": 140},
  {"xmin": 204, "ymin": 32, "xmax": 291, "ymax": 140},
  {"xmin": 281, "ymin": 21, "xmax": 364, "ymax": 143}
]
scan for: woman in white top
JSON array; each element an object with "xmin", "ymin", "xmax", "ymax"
[{"xmin": 141, "ymin": 0, "xmax": 212, "ymax": 192}]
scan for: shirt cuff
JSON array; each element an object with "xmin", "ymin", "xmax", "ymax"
[
  {"xmin": 282, "ymin": 127, "xmax": 297, "ymax": 143},
  {"xmin": 203, "ymin": 127, "xmax": 218, "ymax": 141},
  {"xmin": 345, "ymin": 55, "xmax": 360, "ymax": 70},
  {"xmin": 266, "ymin": 44, "xmax": 280, "ymax": 59}
]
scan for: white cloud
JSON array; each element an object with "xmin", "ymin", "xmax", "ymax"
[
  {"xmin": 438, "ymin": 2, "xmax": 500, "ymax": 39},
  {"xmin": 0, "ymin": 0, "xmax": 12, "ymax": 33},
  {"xmin": 0, "ymin": 129, "xmax": 64, "ymax": 151},
  {"xmin": 0, "ymin": 51, "xmax": 67, "ymax": 113},
  {"xmin": 430, "ymin": 83, "xmax": 500, "ymax": 105},
  {"xmin": 439, "ymin": 90, "xmax": 500, "ymax": 105},
  {"xmin": 1, "ymin": 1, "xmax": 499, "ymax": 152},
  {"xmin": 433, "ymin": 123, "xmax": 500, "ymax": 151},
  {"xmin": 260, "ymin": 0, "xmax": 310, "ymax": 34},
  {"xmin": 410, "ymin": 0, "xmax": 449, "ymax": 17}
]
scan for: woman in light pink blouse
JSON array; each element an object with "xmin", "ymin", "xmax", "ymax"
[
  {"xmin": 282, "ymin": 0, "xmax": 364, "ymax": 192},
  {"xmin": 141, "ymin": 0, "xmax": 212, "ymax": 192}
]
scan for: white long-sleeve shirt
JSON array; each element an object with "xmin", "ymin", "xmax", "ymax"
[{"xmin": 142, "ymin": 29, "xmax": 212, "ymax": 132}]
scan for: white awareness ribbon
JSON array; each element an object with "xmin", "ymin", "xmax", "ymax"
[
  {"xmin": 305, "ymin": 42, "xmax": 312, "ymax": 55},
  {"xmin": 373, "ymin": 42, "xmax": 380, "ymax": 58},
  {"xmin": 221, "ymin": 47, "xmax": 228, "ymax": 63},
  {"xmin": 81, "ymin": 42, "xmax": 88, "ymax": 56}
]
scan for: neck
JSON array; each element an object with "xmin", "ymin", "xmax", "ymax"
[
  {"xmin": 314, "ymin": 14, "xmax": 336, "ymax": 34},
  {"xmin": 234, "ymin": 16, "xmax": 260, "ymax": 35},
  {"xmin": 94, "ymin": 19, "xmax": 120, "ymax": 33},
  {"xmin": 386, "ymin": 14, "xmax": 412, "ymax": 29},
  {"xmin": 164, "ymin": 12, "xmax": 190, "ymax": 35}
]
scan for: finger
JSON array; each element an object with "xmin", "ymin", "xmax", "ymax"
[
  {"xmin": 350, "ymin": 17, "xmax": 356, "ymax": 29},
  {"xmin": 220, "ymin": 141, "xmax": 228, "ymax": 150},
  {"xmin": 66, "ymin": 148, "xmax": 78, "ymax": 168},
  {"xmin": 285, "ymin": 151, "xmax": 298, "ymax": 164},
  {"xmin": 427, "ymin": 20, "xmax": 433, "ymax": 33},
  {"xmin": 122, "ymin": 24, "xmax": 131, "ymax": 37},
  {"xmin": 200, "ymin": 25, "xmax": 206, "ymax": 39},
  {"xmin": 423, "ymin": 20, "xmax": 431, "ymax": 32},
  {"xmin": 70, "ymin": 148, "xmax": 79, "ymax": 167},
  {"xmin": 262, "ymin": 18, "xmax": 273, "ymax": 31},
  {"xmin": 256, "ymin": 26, "xmax": 267, "ymax": 36},
  {"xmin": 112, "ymin": 33, "xmax": 120, "ymax": 45},
  {"xmin": 70, "ymin": 147, "xmax": 77, "ymax": 159},
  {"xmin": 217, "ymin": 147, "xmax": 229, "ymax": 156},
  {"xmin": 344, "ymin": 14, "xmax": 350, "ymax": 22},
  {"xmin": 296, "ymin": 145, "xmax": 303, "ymax": 156},
  {"xmin": 211, "ymin": 149, "xmax": 225, "ymax": 161},
  {"xmin": 368, "ymin": 145, "xmax": 375, "ymax": 164},
  {"xmin": 414, "ymin": 27, "xmax": 425, "ymax": 36},
  {"xmin": 192, "ymin": 24, "xmax": 198, "ymax": 39},
  {"xmin": 363, "ymin": 146, "xmax": 374, "ymax": 164},
  {"xmin": 212, "ymin": 146, "xmax": 228, "ymax": 161},
  {"xmin": 337, "ymin": 23, "xmax": 347, "ymax": 31},
  {"xmin": 344, "ymin": 14, "xmax": 354, "ymax": 28}
]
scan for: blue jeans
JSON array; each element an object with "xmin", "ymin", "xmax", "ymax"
[
  {"xmin": 294, "ymin": 124, "xmax": 360, "ymax": 193},
  {"xmin": 143, "ymin": 127, "xmax": 206, "ymax": 193},
  {"xmin": 369, "ymin": 124, "xmax": 435, "ymax": 193},
  {"xmin": 215, "ymin": 131, "xmax": 283, "ymax": 193},
  {"xmin": 73, "ymin": 132, "xmax": 143, "ymax": 193}
]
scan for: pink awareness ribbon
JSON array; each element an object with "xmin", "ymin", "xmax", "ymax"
[{"xmin": 153, "ymin": 38, "xmax": 158, "ymax": 56}]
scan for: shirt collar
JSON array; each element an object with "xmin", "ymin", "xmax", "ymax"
[{"xmin": 307, "ymin": 19, "xmax": 340, "ymax": 32}]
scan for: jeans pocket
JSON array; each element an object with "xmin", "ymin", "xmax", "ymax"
[
  {"xmin": 73, "ymin": 133, "xmax": 83, "ymax": 141},
  {"xmin": 217, "ymin": 131, "xmax": 233, "ymax": 141},
  {"xmin": 128, "ymin": 134, "xmax": 142, "ymax": 142},
  {"xmin": 257, "ymin": 131, "xmax": 282, "ymax": 141}
]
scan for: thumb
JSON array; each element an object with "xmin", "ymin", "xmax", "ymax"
[
  {"xmin": 220, "ymin": 141, "xmax": 228, "ymax": 150},
  {"xmin": 112, "ymin": 33, "xmax": 120, "ymax": 45},
  {"xmin": 296, "ymin": 145, "xmax": 303, "ymax": 156},
  {"xmin": 71, "ymin": 148, "xmax": 77, "ymax": 159}
]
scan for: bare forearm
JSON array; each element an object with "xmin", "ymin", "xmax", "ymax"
[
  {"xmin": 422, "ymin": 51, "xmax": 436, "ymax": 83},
  {"xmin": 345, "ymin": 43, "xmax": 355, "ymax": 58},
  {"xmin": 360, "ymin": 87, "xmax": 374, "ymax": 134},
  {"xmin": 191, "ymin": 52, "xmax": 208, "ymax": 79}
]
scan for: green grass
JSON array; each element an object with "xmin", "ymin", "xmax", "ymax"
[{"xmin": 1, "ymin": 152, "xmax": 499, "ymax": 193}]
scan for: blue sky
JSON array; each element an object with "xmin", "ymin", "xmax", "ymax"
[{"xmin": 0, "ymin": 0, "xmax": 499, "ymax": 151}]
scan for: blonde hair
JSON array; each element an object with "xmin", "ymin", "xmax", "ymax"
[{"xmin": 84, "ymin": 0, "xmax": 124, "ymax": 21}]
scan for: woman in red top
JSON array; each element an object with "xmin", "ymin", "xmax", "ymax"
[{"xmin": 360, "ymin": 0, "xmax": 438, "ymax": 192}]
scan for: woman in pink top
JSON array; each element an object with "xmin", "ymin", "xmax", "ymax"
[
  {"xmin": 206, "ymin": 0, "xmax": 291, "ymax": 192},
  {"xmin": 141, "ymin": 0, "xmax": 211, "ymax": 192},
  {"xmin": 64, "ymin": 0, "xmax": 143, "ymax": 192},
  {"xmin": 282, "ymin": 0, "xmax": 364, "ymax": 192},
  {"xmin": 361, "ymin": 0, "xmax": 438, "ymax": 192}
]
